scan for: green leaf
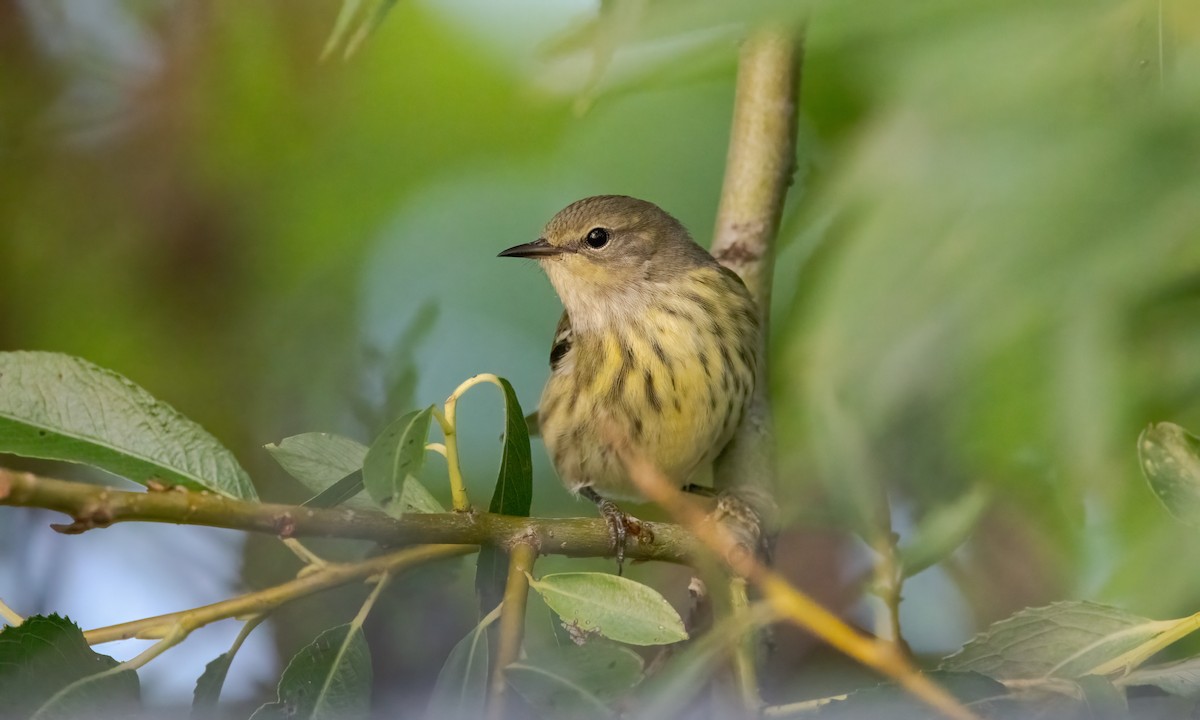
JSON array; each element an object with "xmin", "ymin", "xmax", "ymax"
[
  {"xmin": 399, "ymin": 475, "xmax": 445, "ymax": 513},
  {"xmin": 192, "ymin": 616, "xmax": 263, "ymax": 719},
  {"xmin": 476, "ymin": 378, "xmax": 533, "ymax": 611},
  {"xmin": 506, "ymin": 641, "xmax": 644, "ymax": 719},
  {"xmin": 939, "ymin": 601, "xmax": 1177, "ymax": 680},
  {"xmin": 320, "ymin": 0, "xmax": 364, "ymax": 60},
  {"xmin": 249, "ymin": 624, "xmax": 371, "ymax": 720},
  {"xmin": 266, "ymin": 432, "xmax": 365, "ymax": 485},
  {"xmin": 527, "ymin": 572, "xmax": 687, "ymax": 646},
  {"xmin": 343, "ymin": 0, "xmax": 400, "ymax": 58},
  {"xmin": 1076, "ymin": 675, "xmax": 1129, "ymax": 720},
  {"xmin": 805, "ymin": 672, "xmax": 1007, "ymax": 719},
  {"xmin": 362, "ymin": 406, "xmax": 434, "ymax": 518},
  {"xmin": 1120, "ymin": 656, "xmax": 1200, "ymax": 698},
  {"xmin": 303, "ymin": 470, "xmax": 369, "ymax": 510},
  {"xmin": 0, "ymin": 351, "xmax": 256, "ymax": 499},
  {"xmin": 321, "ymin": 0, "xmax": 401, "ymax": 61},
  {"xmin": 299, "ymin": 467, "xmax": 440, "ymax": 514},
  {"xmin": 629, "ymin": 603, "xmax": 772, "ymax": 718},
  {"xmin": 191, "ymin": 653, "xmax": 233, "ymax": 719},
  {"xmin": 1138, "ymin": 422, "xmax": 1200, "ymax": 526},
  {"xmin": 266, "ymin": 432, "xmax": 372, "ymax": 510},
  {"xmin": 476, "ymin": 548, "xmax": 509, "ymax": 614},
  {"xmin": 898, "ymin": 485, "xmax": 991, "ymax": 578},
  {"xmin": 488, "ymin": 377, "xmax": 533, "ymax": 517},
  {"xmin": 0, "ymin": 614, "xmax": 140, "ymax": 719},
  {"xmin": 30, "ymin": 670, "xmax": 142, "ymax": 720},
  {"xmin": 426, "ymin": 606, "xmax": 500, "ymax": 720}
]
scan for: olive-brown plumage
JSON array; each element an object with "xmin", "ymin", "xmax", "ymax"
[{"xmin": 500, "ymin": 196, "xmax": 759, "ymax": 561}]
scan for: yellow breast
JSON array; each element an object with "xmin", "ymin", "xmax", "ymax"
[{"xmin": 538, "ymin": 266, "xmax": 759, "ymax": 500}]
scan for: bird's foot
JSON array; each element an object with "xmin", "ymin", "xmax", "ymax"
[
  {"xmin": 709, "ymin": 489, "xmax": 775, "ymax": 568},
  {"xmin": 580, "ymin": 487, "xmax": 646, "ymax": 575}
]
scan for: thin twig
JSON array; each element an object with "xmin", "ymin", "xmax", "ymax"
[
  {"xmin": 618, "ymin": 447, "xmax": 980, "ymax": 720},
  {"xmin": 432, "ymin": 406, "xmax": 469, "ymax": 512},
  {"xmin": 871, "ymin": 535, "xmax": 907, "ymax": 652},
  {"xmin": 727, "ymin": 578, "xmax": 762, "ymax": 711},
  {"xmin": 762, "ymin": 693, "xmax": 849, "ymax": 717},
  {"xmin": 0, "ymin": 598, "xmax": 24, "ymax": 626},
  {"xmin": 82, "ymin": 544, "xmax": 472, "ymax": 645},
  {"xmin": 439, "ymin": 373, "xmax": 507, "ymax": 511},
  {"xmin": 282, "ymin": 538, "xmax": 328, "ymax": 568},
  {"xmin": 226, "ymin": 614, "xmax": 267, "ymax": 667},
  {"xmin": 487, "ymin": 541, "xmax": 538, "ymax": 720},
  {"xmin": 353, "ymin": 570, "xmax": 392, "ymax": 627},
  {"xmin": 0, "ymin": 469, "xmax": 697, "ymax": 564}
]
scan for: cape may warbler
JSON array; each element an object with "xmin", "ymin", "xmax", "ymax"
[{"xmin": 500, "ymin": 196, "xmax": 759, "ymax": 561}]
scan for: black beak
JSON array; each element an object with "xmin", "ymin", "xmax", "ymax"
[{"xmin": 498, "ymin": 238, "xmax": 565, "ymax": 259}]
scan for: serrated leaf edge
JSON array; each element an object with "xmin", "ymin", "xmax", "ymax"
[{"xmin": 939, "ymin": 601, "xmax": 1143, "ymax": 673}]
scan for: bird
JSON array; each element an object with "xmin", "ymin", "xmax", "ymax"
[{"xmin": 499, "ymin": 195, "xmax": 760, "ymax": 564}]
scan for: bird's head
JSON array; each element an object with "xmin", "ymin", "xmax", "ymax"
[{"xmin": 499, "ymin": 195, "xmax": 708, "ymax": 316}]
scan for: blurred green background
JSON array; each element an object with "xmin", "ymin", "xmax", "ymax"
[{"xmin": 1, "ymin": 0, "xmax": 1198, "ymax": 713}]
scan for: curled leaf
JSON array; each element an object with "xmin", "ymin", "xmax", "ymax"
[{"xmin": 1138, "ymin": 422, "xmax": 1200, "ymax": 526}]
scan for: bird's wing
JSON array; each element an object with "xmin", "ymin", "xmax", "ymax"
[
  {"xmin": 716, "ymin": 262, "xmax": 750, "ymax": 292},
  {"xmin": 549, "ymin": 310, "xmax": 572, "ymax": 372}
]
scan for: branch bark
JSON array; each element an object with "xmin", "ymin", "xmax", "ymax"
[
  {"xmin": 0, "ymin": 469, "xmax": 697, "ymax": 564},
  {"xmin": 710, "ymin": 26, "xmax": 802, "ymax": 537},
  {"xmin": 487, "ymin": 540, "xmax": 537, "ymax": 720}
]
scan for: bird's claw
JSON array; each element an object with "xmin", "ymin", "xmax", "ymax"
[
  {"xmin": 581, "ymin": 487, "xmax": 646, "ymax": 575},
  {"xmin": 710, "ymin": 490, "xmax": 775, "ymax": 567},
  {"xmin": 597, "ymin": 498, "xmax": 627, "ymax": 570}
]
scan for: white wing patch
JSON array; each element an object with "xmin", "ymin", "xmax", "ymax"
[{"xmin": 549, "ymin": 311, "xmax": 573, "ymax": 374}]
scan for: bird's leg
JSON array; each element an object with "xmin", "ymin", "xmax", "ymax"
[
  {"xmin": 579, "ymin": 486, "xmax": 641, "ymax": 574},
  {"xmin": 710, "ymin": 489, "xmax": 775, "ymax": 565},
  {"xmin": 681, "ymin": 483, "xmax": 718, "ymax": 498}
]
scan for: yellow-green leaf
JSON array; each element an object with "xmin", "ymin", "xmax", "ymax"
[
  {"xmin": 527, "ymin": 572, "xmax": 687, "ymax": 646},
  {"xmin": 0, "ymin": 351, "xmax": 255, "ymax": 499},
  {"xmin": 1138, "ymin": 422, "xmax": 1200, "ymax": 526}
]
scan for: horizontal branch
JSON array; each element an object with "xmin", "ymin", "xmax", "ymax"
[{"xmin": 0, "ymin": 469, "xmax": 697, "ymax": 564}]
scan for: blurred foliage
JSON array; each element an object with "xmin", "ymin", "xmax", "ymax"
[
  {"xmin": 1, "ymin": 0, "xmax": 1199, "ymax": 715},
  {"xmin": 786, "ymin": 0, "xmax": 1200, "ymax": 625}
]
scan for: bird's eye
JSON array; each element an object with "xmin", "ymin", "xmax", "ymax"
[{"xmin": 585, "ymin": 227, "xmax": 609, "ymax": 249}]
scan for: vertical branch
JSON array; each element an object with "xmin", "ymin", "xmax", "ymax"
[
  {"xmin": 710, "ymin": 25, "xmax": 803, "ymax": 538},
  {"xmin": 871, "ymin": 536, "xmax": 908, "ymax": 653},
  {"xmin": 707, "ymin": 22, "xmax": 802, "ymax": 710},
  {"xmin": 487, "ymin": 540, "xmax": 538, "ymax": 720},
  {"xmin": 711, "ymin": 26, "xmax": 800, "ymax": 313},
  {"xmin": 728, "ymin": 577, "xmax": 762, "ymax": 710}
]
